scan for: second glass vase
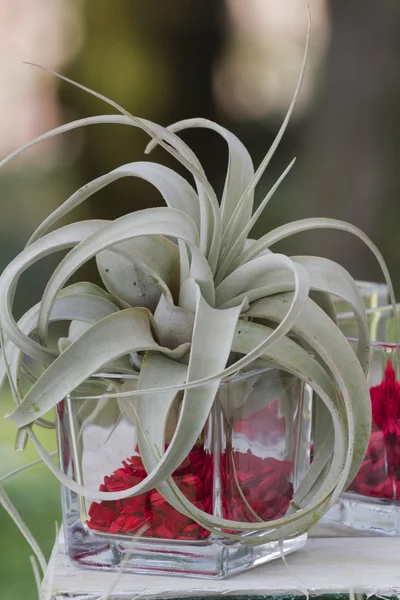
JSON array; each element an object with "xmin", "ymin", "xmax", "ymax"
[{"xmin": 325, "ymin": 304, "xmax": 400, "ymax": 535}]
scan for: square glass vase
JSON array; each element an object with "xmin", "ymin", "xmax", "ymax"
[
  {"xmin": 57, "ymin": 367, "xmax": 312, "ymax": 579},
  {"xmin": 324, "ymin": 303, "xmax": 400, "ymax": 536}
]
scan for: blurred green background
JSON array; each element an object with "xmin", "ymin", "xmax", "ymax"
[{"xmin": 1, "ymin": 1, "xmax": 400, "ymax": 598}]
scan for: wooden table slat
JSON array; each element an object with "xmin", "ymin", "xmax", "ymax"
[{"xmin": 42, "ymin": 528, "xmax": 400, "ymax": 599}]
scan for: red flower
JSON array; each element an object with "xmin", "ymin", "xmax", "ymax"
[{"xmin": 349, "ymin": 359, "xmax": 400, "ymax": 500}]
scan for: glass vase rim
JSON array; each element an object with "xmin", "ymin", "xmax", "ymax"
[
  {"xmin": 80, "ymin": 365, "xmax": 277, "ymax": 392},
  {"xmin": 347, "ymin": 336, "xmax": 399, "ymax": 349},
  {"xmin": 355, "ymin": 280, "xmax": 388, "ymax": 290},
  {"xmin": 220, "ymin": 365, "xmax": 276, "ymax": 384},
  {"xmin": 340, "ymin": 303, "xmax": 400, "ymax": 347},
  {"xmin": 338, "ymin": 303, "xmax": 400, "ymax": 320}
]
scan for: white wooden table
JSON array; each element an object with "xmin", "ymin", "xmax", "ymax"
[{"xmin": 41, "ymin": 525, "xmax": 400, "ymax": 599}]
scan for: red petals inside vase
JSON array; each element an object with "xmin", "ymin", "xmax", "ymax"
[
  {"xmin": 348, "ymin": 360, "xmax": 400, "ymax": 500},
  {"xmin": 87, "ymin": 401, "xmax": 298, "ymax": 541},
  {"xmin": 88, "ymin": 447, "xmax": 213, "ymax": 540},
  {"xmin": 221, "ymin": 452, "xmax": 293, "ymax": 524}
]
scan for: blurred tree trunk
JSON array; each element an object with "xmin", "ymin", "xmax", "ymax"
[
  {"xmin": 295, "ymin": 0, "xmax": 400, "ymax": 288},
  {"xmin": 61, "ymin": 0, "xmax": 226, "ymax": 221}
]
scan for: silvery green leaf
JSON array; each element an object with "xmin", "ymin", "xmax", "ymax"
[
  {"xmin": 218, "ymin": 25, "xmax": 309, "ymax": 268},
  {"xmin": 178, "ymin": 239, "xmax": 190, "ymax": 286},
  {"xmin": 0, "ymin": 221, "xmax": 107, "ymax": 363},
  {"xmin": 97, "ymin": 236, "xmax": 180, "ymax": 311},
  {"xmin": 136, "ymin": 288, "xmax": 244, "ymax": 527},
  {"xmin": 129, "ymin": 318, "xmax": 347, "ymax": 538},
  {"xmin": 216, "ymin": 373, "xmax": 258, "ymax": 417},
  {"xmin": 13, "ymin": 68, "xmax": 222, "ymax": 270},
  {"xmin": 12, "ymin": 290, "xmax": 241, "ymax": 504},
  {"xmin": 146, "ymin": 118, "xmax": 255, "ymax": 255},
  {"xmin": 0, "ymin": 105, "xmax": 221, "ymax": 267},
  {"xmin": 67, "ymin": 320, "xmax": 92, "ymax": 342},
  {"xmin": 178, "ymin": 277, "xmax": 198, "ymax": 312},
  {"xmin": 215, "ymin": 160, "xmax": 295, "ymax": 283},
  {"xmin": 0, "ymin": 453, "xmax": 57, "ymax": 484},
  {"xmin": 154, "ymin": 294, "xmax": 194, "ymax": 349},
  {"xmin": 7, "ymin": 308, "xmax": 186, "ymax": 428},
  {"xmin": 116, "ymin": 381, "xmax": 138, "ymax": 426},
  {"xmin": 76, "ymin": 395, "xmax": 122, "ymax": 437},
  {"xmin": 144, "ymin": 286, "xmax": 243, "ymax": 481},
  {"xmin": 0, "ymin": 114, "xmax": 209, "ymax": 237},
  {"xmin": 57, "ymin": 337, "xmax": 71, "ymax": 353},
  {"xmin": 29, "ymin": 162, "xmax": 201, "ymax": 244},
  {"xmin": 188, "ymin": 243, "xmax": 215, "ymax": 306},
  {"xmin": 235, "ymin": 218, "xmax": 397, "ymax": 314},
  {"xmin": 215, "ymin": 252, "xmax": 308, "ymax": 307},
  {"xmin": 220, "ymin": 254, "xmax": 369, "ymax": 373},
  {"xmin": 98, "ymin": 251, "xmax": 145, "ymax": 309},
  {"xmin": 293, "ymin": 256, "xmax": 369, "ymax": 372},
  {"xmin": 298, "ymin": 400, "xmax": 335, "ymax": 504},
  {"xmin": 0, "ymin": 287, "xmax": 119, "ymax": 393},
  {"xmin": 309, "ymin": 290, "xmax": 337, "ymax": 323},
  {"xmin": 244, "ymin": 238, "xmax": 272, "ymax": 255},
  {"xmin": 0, "ymin": 484, "xmax": 47, "ymax": 574},
  {"xmin": 36, "ymin": 207, "xmax": 200, "ymax": 343},
  {"xmin": 135, "ymin": 352, "xmax": 187, "ymax": 463},
  {"xmin": 233, "ymin": 370, "xmax": 296, "ymax": 421},
  {"xmin": 3, "ymin": 32, "xmax": 395, "ymax": 548},
  {"xmin": 73, "ymin": 259, "xmax": 310, "ymax": 400},
  {"xmin": 245, "ymin": 294, "xmax": 370, "ymax": 491},
  {"xmin": 66, "ymin": 318, "xmax": 133, "ymax": 376}
]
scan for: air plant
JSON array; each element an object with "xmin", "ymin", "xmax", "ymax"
[{"xmin": 0, "ymin": 28, "xmax": 397, "ymax": 578}]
